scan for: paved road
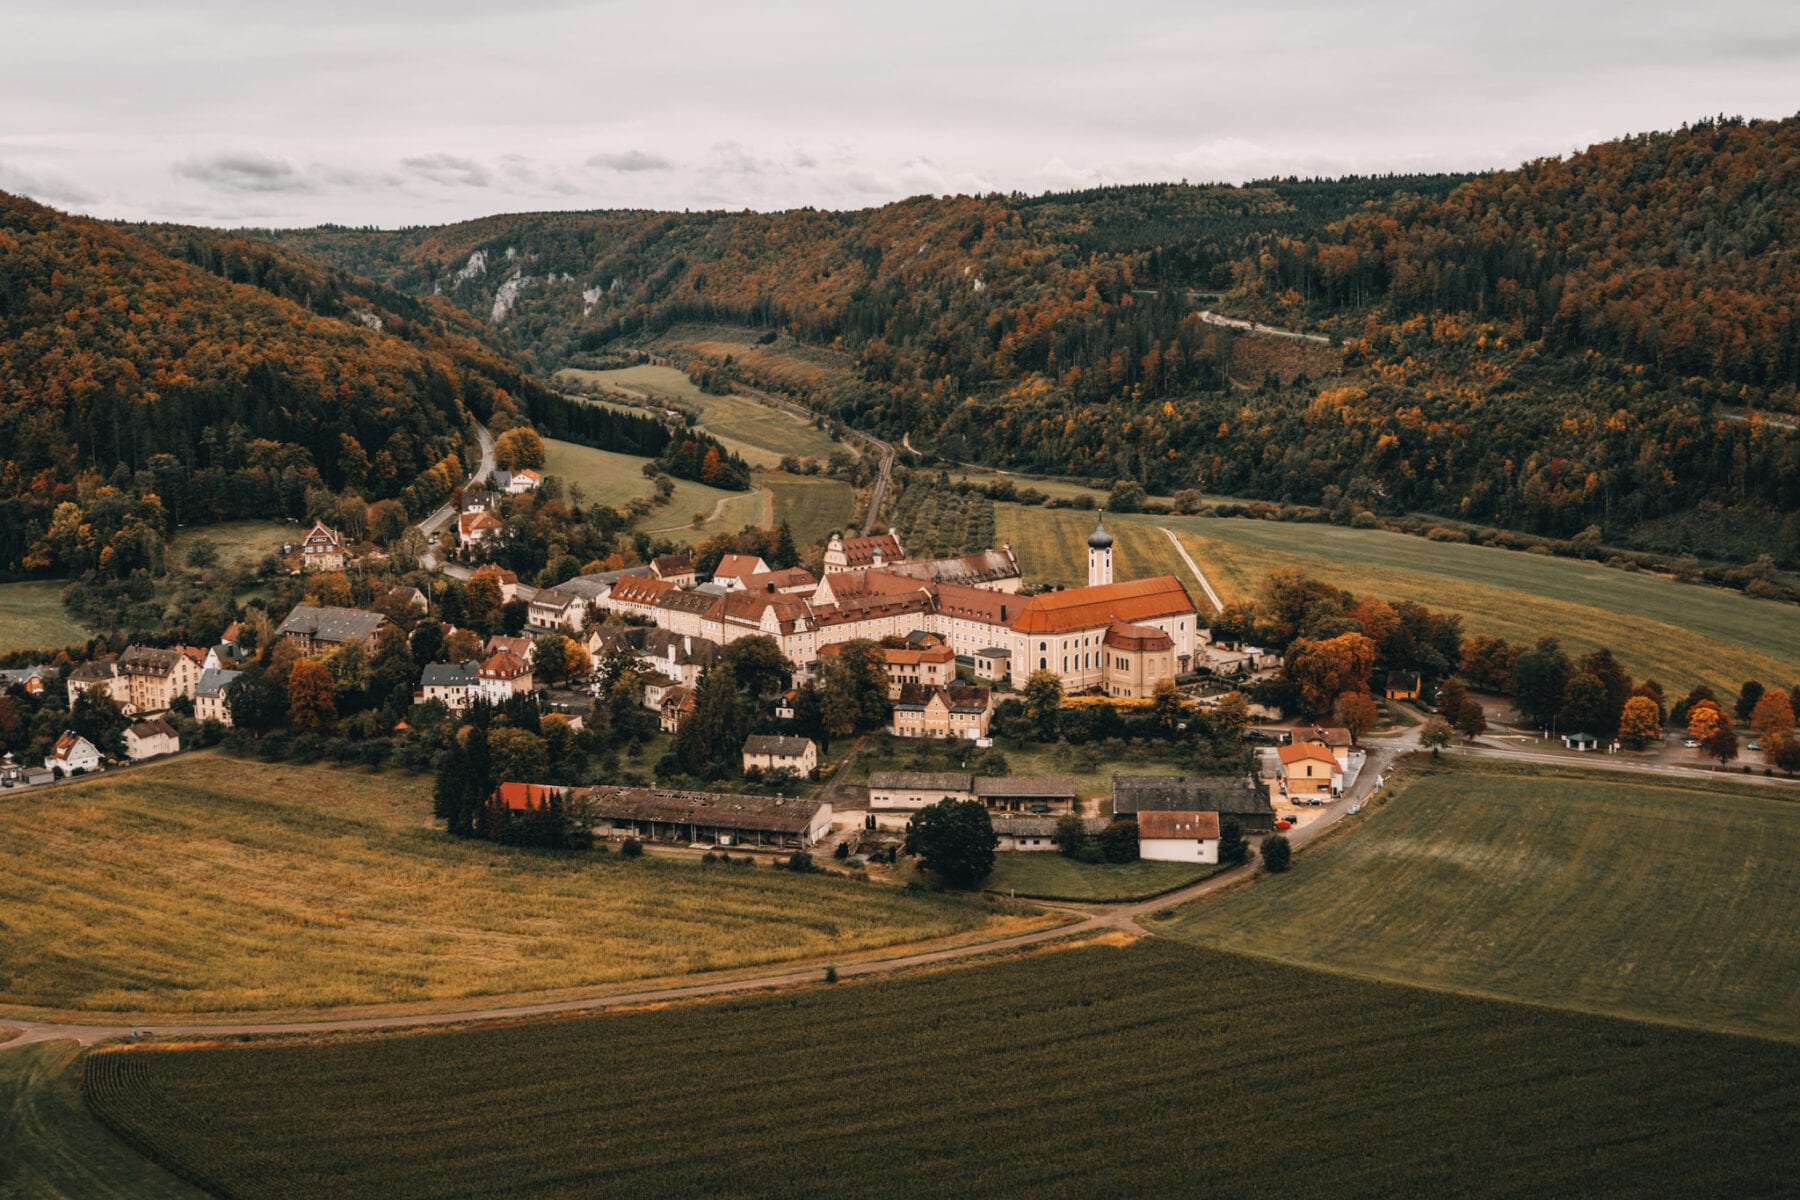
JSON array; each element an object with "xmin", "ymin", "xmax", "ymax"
[
  {"xmin": 1158, "ymin": 526, "xmax": 1225, "ymax": 612},
  {"xmin": 1198, "ymin": 309, "xmax": 1332, "ymax": 346},
  {"xmin": 732, "ymin": 383, "xmax": 895, "ymax": 530},
  {"xmin": 1445, "ymin": 739, "xmax": 1800, "ymax": 789},
  {"xmin": 418, "ymin": 419, "xmax": 496, "ymax": 571}
]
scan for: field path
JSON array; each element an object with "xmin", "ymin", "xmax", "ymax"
[
  {"xmin": 1159, "ymin": 526, "xmax": 1224, "ymax": 612},
  {"xmin": 1197, "ymin": 309, "xmax": 1332, "ymax": 345},
  {"xmin": 733, "ymin": 383, "xmax": 895, "ymax": 530},
  {"xmin": 642, "ymin": 486, "xmax": 766, "ymax": 534}
]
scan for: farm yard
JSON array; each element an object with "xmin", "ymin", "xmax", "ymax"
[
  {"xmin": 0, "ymin": 579, "xmax": 90, "ymax": 654},
  {"xmin": 993, "ymin": 503, "xmax": 1800, "ymax": 696},
  {"xmin": 843, "ymin": 733, "xmax": 1196, "ymax": 808},
  {"xmin": 82, "ymin": 939, "xmax": 1800, "ymax": 1199},
  {"xmin": 1152, "ymin": 764, "xmax": 1800, "ymax": 1042},
  {"xmin": 0, "ymin": 755, "xmax": 1036, "ymax": 1017}
]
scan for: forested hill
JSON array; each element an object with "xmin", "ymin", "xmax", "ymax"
[
  {"xmin": 261, "ymin": 120, "xmax": 1800, "ymax": 566},
  {"xmin": 0, "ymin": 192, "xmax": 555, "ymax": 575}
]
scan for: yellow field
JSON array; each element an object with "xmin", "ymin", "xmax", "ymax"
[
  {"xmin": 996, "ymin": 503, "xmax": 1800, "ymax": 696},
  {"xmin": 0, "ymin": 755, "xmax": 1038, "ymax": 1017}
]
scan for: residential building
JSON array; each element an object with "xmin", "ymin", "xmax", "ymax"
[
  {"xmin": 0, "ymin": 665, "xmax": 50, "ymax": 697},
  {"xmin": 741, "ymin": 734, "xmax": 818, "ymax": 778},
  {"xmin": 649, "ymin": 553, "xmax": 697, "ymax": 587},
  {"xmin": 711, "ymin": 553, "xmax": 771, "ymax": 587},
  {"xmin": 384, "ymin": 584, "xmax": 430, "ymax": 615},
  {"xmin": 124, "ymin": 717, "xmax": 181, "ymax": 762},
  {"xmin": 45, "ymin": 731, "xmax": 102, "ymax": 775},
  {"xmin": 527, "ymin": 586, "xmax": 588, "ymax": 632},
  {"xmin": 1276, "ymin": 743, "xmax": 1341, "ymax": 801},
  {"xmin": 818, "ymin": 640, "xmax": 956, "ymax": 698},
  {"xmin": 471, "ymin": 564, "xmax": 522, "ymax": 602},
  {"xmin": 584, "ymin": 785, "xmax": 833, "ymax": 849},
  {"xmin": 1137, "ymin": 810, "xmax": 1221, "ymax": 863},
  {"xmin": 1384, "ymin": 672, "xmax": 1422, "ymax": 701},
  {"xmin": 66, "ymin": 661, "xmax": 120, "ymax": 708},
  {"xmin": 1113, "ymin": 774, "xmax": 1275, "ymax": 833},
  {"xmin": 457, "ymin": 509, "xmax": 503, "ymax": 548},
  {"xmin": 660, "ymin": 684, "xmax": 696, "ymax": 733},
  {"xmin": 300, "ymin": 521, "xmax": 350, "ymax": 571},
  {"xmin": 418, "ymin": 661, "xmax": 480, "ymax": 712},
  {"xmin": 476, "ymin": 650, "xmax": 534, "ymax": 704},
  {"xmin": 274, "ymin": 606, "xmax": 388, "ymax": 656},
  {"xmin": 118, "ymin": 644, "xmax": 203, "ymax": 713},
  {"xmin": 203, "ymin": 640, "xmax": 248, "ymax": 671},
  {"xmin": 194, "ymin": 667, "xmax": 242, "ymax": 726},
  {"xmin": 506, "ymin": 468, "xmax": 542, "ymax": 493},
  {"xmin": 891, "ymin": 683, "xmax": 993, "ymax": 740},
  {"xmin": 1306, "ymin": 726, "xmax": 1356, "ymax": 769}
]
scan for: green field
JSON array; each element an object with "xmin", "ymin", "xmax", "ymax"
[
  {"xmin": 982, "ymin": 854, "xmax": 1220, "ymax": 901},
  {"xmin": 0, "ymin": 755, "xmax": 1038, "ymax": 1017},
  {"xmin": 0, "ymin": 579, "xmax": 89, "ymax": 654},
  {"xmin": 995, "ymin": 503, "xmax": 1800, "ymax": 696},
  {"xmin": 82, "ymin": 939, "xmax": 1800, "ymax": 1199},
  {"xmin": 540, "ymin": 438, "xmax": 764, "ymax": 542},
  {"xmin": 757, "ymin": 470, "xmax": 856, "ymax": 549},
  {"xmin": 845, "ymin": 733, "xmax": 1195, "ymax": 807},
  {"xmin": 557, "ymin": 365, "xmax": 845, "ymax": 466},
  {"xmin": 1152, "ymin": 765, "xmax": 1800, "ymax": 1041},
  {"xmin": 167, "ymin": 520, "xmax": 293, "ymax": 571},
  {"xmin": 2, "ymin": 1040, "xmax": 203, "ymax": 1200}
]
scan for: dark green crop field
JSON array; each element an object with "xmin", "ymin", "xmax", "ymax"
[{"xmin": 85, "ymin": 940, "xmax": 1800, "ymax": 1200}]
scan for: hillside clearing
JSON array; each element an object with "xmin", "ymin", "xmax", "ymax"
[
  {"xmin": 84, "ymin": 939, "xmax": 1800, "ymax": 1199},
  {"xmin": 758, "ymin": 471, "xmax": 856, "ymax": 549},
  {"xmin": 539, "ymin": 438, "xmax": 763, "ymax": 542},
  {"xmin": 555, "ymin": 365, "xmax": 844, "ymax": 466},
  {"xmin": 1151, "ymin": 765, "xmax": 1800, "ymax": 1041},
  {"xmin": 0, "ymin": 756, "xmax": 1037, "ymax": 1017},
  {"xmin": 167, "ymin": 521, "xmax": 293, "ymax": 572},
  {"xmin": 0, "ymin": 580, "xmax": 89, "ymax": 654}
]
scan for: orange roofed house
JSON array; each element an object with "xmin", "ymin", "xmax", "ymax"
[{"xmin": 1277, "ymin": 742, "xmax": 1342, "ymax": 801}]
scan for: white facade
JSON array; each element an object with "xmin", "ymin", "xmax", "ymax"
[{"xmin": 1139, "ymin": 836, "xmax": 1219, "ymax": 864}]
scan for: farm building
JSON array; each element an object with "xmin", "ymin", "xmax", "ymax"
[
  {"xmin": 993, "ymin": 815, "xmax": 1105, "ymax": 853},
  {"xmin": 1113, "ymin": 774, "xmax": 1275, "ymax": 833},
  {"xmin": 867, "ymin": 771, "xmax": 977, "ymax": 830},
  {"xmin": 584, "ymin": 786, "xmax": 832, "ymax": 849},
  {"xmin": 973, "ymin": 776, "xmax": 1077, "ymax": 815},
  {"xmin": 1136, "ymin": 810, "xmax": 1221, "ymax": 864},
  {"xmin": 1384, "ymin": 672, "xmax": 1422, "ymax": 701},
  {"xmin": 742, "ymin": 734, "xmax": 817, "ymax": 777}
]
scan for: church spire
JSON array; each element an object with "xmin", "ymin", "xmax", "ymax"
[{"xmin": 1087, "ymin": 512, "xmax": 1114, "ymax": 586}]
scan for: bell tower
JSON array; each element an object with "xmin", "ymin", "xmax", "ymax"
[{"xmin": 1087, "ymin": 512, "xmax": 1114, "ymax": 587}]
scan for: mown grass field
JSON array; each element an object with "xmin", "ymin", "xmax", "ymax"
[
  {"xmin": 167, "ymin": 520, "xmax": 292, "ymax": 571},
  {"xmin": 83, "ymin": 939, "xmax": 1800, "ymax": 1199},
  {"xmin": 557, "ymin": 365, "xmax": 845, "ymax": 466},
  {"xmin": 0, "ymin": 756, "xmax": 1036, "ymax": 1017},
  {"xmin": 1152, "ymin": 765, "xmax": 1800, "ymax": 1041},
  {"xmin": 0, "ymin": 579, "xmax": 89, "ymax": 654},
  {"xmin": 757, "ymin": 470, "xmax": 855, "ymax": 549},
  {"xmin": 2, "ymin": 1040, "xmax": 203, "ymax": 1200},
  {"xmin": 996, "ymin": 503, "xmax": 1800, "ymax": 696},
  {"xmin": 540, "ymin": 438, "xmax": 763, "ymax": 543},
  {"xmin": 982, "ymin": 854, "xmax": 1219, "ymax": 901}
]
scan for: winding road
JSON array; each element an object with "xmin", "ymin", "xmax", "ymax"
[
  {"xmin": 1197, "ymin": 309, "xmax": 1332, "ymax": 346},
  {"xmin": 418, "ymin": 419, "xmax": 496, "ymax": 575}
]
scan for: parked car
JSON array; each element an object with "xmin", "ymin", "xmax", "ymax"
[
  {"xmin": 1274, "ymin": 818, "xmax": 1294, "ymax": 831},
  {"xmin": 1748, "ymin": 741, "xmax": 1762, "ymax": 752},
  {"xmin": 1684, "ymin": 739, "xmax": 1700, "ymax": 748}
]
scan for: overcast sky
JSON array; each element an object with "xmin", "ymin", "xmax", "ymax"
[{"xmin": 5, "ymin": 0, "xmax": 1798, "ymax": 228}]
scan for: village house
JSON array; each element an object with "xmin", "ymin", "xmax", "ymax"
[
  {"xmin": 0, "ymin": 665, "xmax": 51, "ymax": 697},
  {"xmin": 457, "ymin": 509, "xmax": 503, "ymax": 549},
  {"xmin": 417, "ymin": 661, "xmax": 480, "ymax": 712},
  {"xmin": 66, "ymin": 661, "xmax": 120, "ymax": 708},
  {"xmin": 817, "ymin": 640, "xmax": 956, "ymax": 698},
  {"xmin": 741, "ymin": 734, "xmax": 818, "ymax": 778},
  {"xmin": 660, "ymin": 684, "xmax": 696, "ymax": 733},
  {"xmin": 485, "ymin": 633, "xmax": 535, "ymax": 664},
  {"xmin": 383, "ymin": 584, "xmax": 430, "ymax": 616},
  {"xmin": 471, "ymin": 564, "xmax": 522, "ymax": 603},
  {"xmin": 1276, "ymin": 742, "xmax": 1342, "ymax": 801},
  {"xmin": 994, "ymin": 814, "xmax": 1107, "ymax": 853},
  {"xmin": 1136, "ymin": 810, "xmax": 1222, "ymax": 863},
  {"xmin": 45, "ymin": 731, "xmax": 103, "ymax": 775},
  {"xmin": 300, "ymin": 521, "xmax": 351, "ymax": 571},
  {"xmin": 117, "ymin": 644, "xmax": 204, "ymax": 713},
  {"xmin": 274, "ymin": 606, "xmax": 388, "ymax": 656},
  {"xmin": 584, "ymin": 785, "xmax": 832, "ymax": 849},
  {"xmin": 1384, "ymin": 672, "xmax": 1422, "ymax": 701},
  {"xmin": 1113, "ymin": 774, "xmax": 1275, "ymax": 833},
  {"xmin": 891, "ymin": 683, "xmax": 993, "ymax": 740},
  {"xmin": 194, "ymin": 667, "xmax": 242, "ymax": 726},
  {"xmin": 124, "ymin": 717, "xmax": 181, "ymax": 762},
  {"xmin": 476, "ymin": 650, "xmax": 533, "ymax": 704},
  {"xmin": 710, "ymin": 553, "xmax": 772, "ymax": 588},
  {"xmin": 506, "ymin": 468, "xmax": 542, "ymax": 494}
]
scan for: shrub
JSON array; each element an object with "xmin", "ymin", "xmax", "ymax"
[
  {"xmin": 833, "ymin": 842, "xmax": 849, "ymax": 860},
  {"xmin": 1262, "ymin": 834, "xmax": 1292, "ymax": 873},
  {"xmin": 785, "ymin": 852, "xmax": 815, "ymax": 873},
  {"xmin": 621, "ymin": 837, "xmax": 644, "ymax": 858}
]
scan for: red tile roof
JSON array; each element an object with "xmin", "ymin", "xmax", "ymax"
[
  {"xmin": 1137, "ymin": 810, "xmax": 1221, "ymax": 840},
  {"xmin": 492, "ymin": 782, "xmax": 566, "ymax": 811},
  {"xmin": 1009, "ymin": 576, "xmax": 1195, "ymax": 635},
  {"xmin": 1102, "ymin": 621, "xmax": 1175, "ymax": 652}
]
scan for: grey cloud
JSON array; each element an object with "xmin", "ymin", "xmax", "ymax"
[
  {"xmin": 0, "ymin": 160, "xmax": 94, "ymax": 204},
  {"xmin": 587, "ymin": 150, "xmax": 672, "ymax": 172},
  {"xmin": 173, "ymin": 152, "xmax": 314, "ymax": 194},
  {"xmin": 401, "ymin": 153, "xmax": 492, "ymax": 187}
]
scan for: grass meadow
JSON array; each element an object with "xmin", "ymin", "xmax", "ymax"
[
  {"xmin": 996, "ymin": 503, "xmax": 1800, "ymax": 696},
  {"xmin": 83, "ymin": 939, "xmax": 1800, "ymax": 1199},
  {"xmin": 982, "ymin": 854, "xmax": 1221, "ymax": 901},
  {"xmin": 1151, "ymin": 763, "xmax": 1800, "ymax": 1041},
  {"xmin": 1, "ymin": 1040, "xmax": 203, "ymax": 1200},
  {"xmin": 0, "ymin": 579, "xmax": 89, "ymax": 654},
  {"xmin": 167, "ymin": 520, "xmax": 292, "ymax": 572},
  {"xmin": 539, "ymin": 438, "xmax": 763, "ymax": 542},
  {"xmin": 0, "ymin": 756, "xmax": 1038, "ymax": 1017},
  {"xmin": 758, "ymin": 470, "xmax": 856, "ymax": 548},
  {"xmin": 556, "ymin": 365, "xmax": 845, "ymax": 466}
]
